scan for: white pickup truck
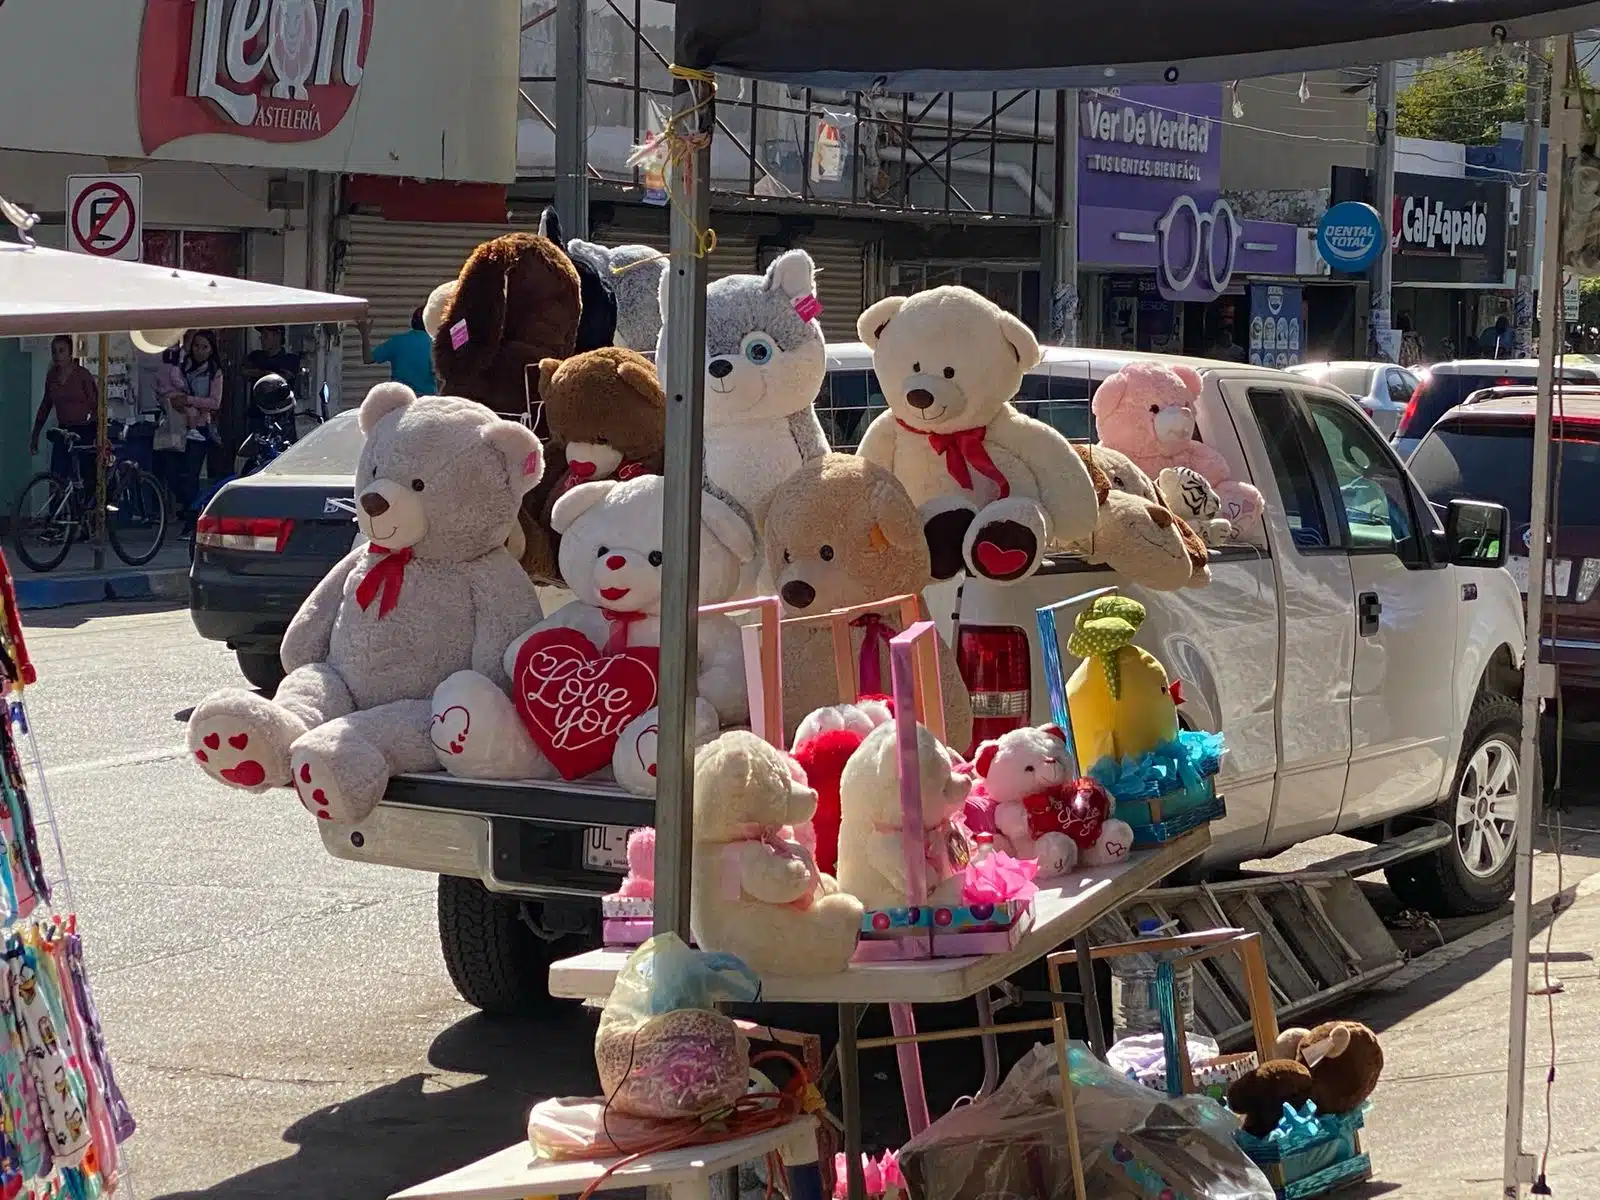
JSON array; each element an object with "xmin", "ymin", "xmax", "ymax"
[{"xmin": 318, "ymin": 347, "xmax": 1526, "ymax": 1014}]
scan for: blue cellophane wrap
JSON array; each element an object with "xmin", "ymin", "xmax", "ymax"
[
  {"xmin": 1087, "ymin": 729, "xmax": 1224, "ymax": 806},
  {"xmin": 1236, "ymin": 1101, "xmax": 1370, "ymax": 1196}
]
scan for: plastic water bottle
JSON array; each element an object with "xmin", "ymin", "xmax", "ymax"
[{"xmin": 1109, "ymin": 917, "xmax": 1195, "ymax": 1045}]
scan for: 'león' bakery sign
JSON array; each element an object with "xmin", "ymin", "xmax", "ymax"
[{"xmin": 137, "ymin": 0, "xmax": 374, "ymax": 153}]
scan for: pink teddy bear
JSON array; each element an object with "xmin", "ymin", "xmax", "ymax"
[
  {"xmin": 1091, "ymin": 361, "xmax": 1264, "ymax": 534},
  {"xmin": 618, "ymin": 828, "xmax": 655, "ymax": 899}
]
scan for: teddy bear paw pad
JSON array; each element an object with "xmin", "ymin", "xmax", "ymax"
[
  {"xmin": 969, "ymin": 521, "xmax": 1039, "ymax": 582},
  {"xmin": 188, "ymin": 717, "xmax": 283, "ymax": 791},
  {"xmin": 290, "ymin": 756, "xmax": 362, "ymax": 823},
  {"xmin": 923, "ymin": 508, "xmax": 978, "ymax": 581}
]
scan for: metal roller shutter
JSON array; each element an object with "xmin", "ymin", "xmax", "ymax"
[
  {"xmin": 798, "ymin": 238, "xmax": 867, "ymax": 344},
  {"xmin": 336, "ymin": 214, "xmax": 534, "ymax": 406}
]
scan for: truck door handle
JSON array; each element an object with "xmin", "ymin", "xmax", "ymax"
[{"xmin": 1358, "ymin": 591, "xmax": 1382, "ymax": 637}]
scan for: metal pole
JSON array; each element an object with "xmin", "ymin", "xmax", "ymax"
[
  {"xmin": 1503, "ymin": 34, "xmax": 1570, "ymax": 1200},
  {"xmin": 1369, "ymin": 62, "xmax": 1398, "ymax": 362},
  {"xmin": 554, "ymin": 0, "xmax": 590, "ymax": 238},
  {"xmin": 92, "ymin": 334, "xmax": 108, "ymax": 571},
  {"xmin": 1515, "ymin": 44, "xmax": 1548, "ymax": 360},
  {"xmin": 1051, "ymin": 89, "xmax": 1080, "ymax": 347},
  {"xmin": 651, "ymin": 76, "xmax": 712, "ymax": 940}
]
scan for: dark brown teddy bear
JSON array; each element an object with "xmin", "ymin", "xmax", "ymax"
[
  {"xmin": 1227, "ymin": 1020, "xmax": 1383, "ymax": 1137},
  {"xmin": 520, "ymin": 347, "xmax": 667, "ymax": 583}
]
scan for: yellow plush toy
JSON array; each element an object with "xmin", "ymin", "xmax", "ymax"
[{"xmin": 1065, "ymin": 596, "xmax": 1178, "ymax": 766}]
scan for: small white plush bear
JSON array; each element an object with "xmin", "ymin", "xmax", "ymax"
[
  {"xmin": 972, "ymin": 725, "xmax": 1135, "ymax": 878},
  {"xmin": 690, "ymin": 731, "xmax": 864, "ymax": 976},
  {"xmin": 836, "ymin": 721, "xmax": 973, "ymax": 911},
  {"xmin": 187, "ymin": 383, "xmax": 545, "ymax": 823},
  {"xmin": 855, "ymin": 286, "xmax": 1100, "ymax": 585},
  {"xmin": 429, "ymin": 474, "xmax": 755, "ymax": 792},
  {"xmin": 658, "ymin": 249, "xmax": 831, "ymax": 592},
  {"xmin": 1156, "ymin": 466, "xmax": 1233, "ymax": 548}
]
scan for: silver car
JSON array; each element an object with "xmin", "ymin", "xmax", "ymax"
[{"xmin": 1289, "ymin": 361, "xmax": 1419, "ymax": 437}]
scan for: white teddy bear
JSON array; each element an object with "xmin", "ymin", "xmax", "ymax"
[
  {"xmin": 855, "ymin": 286, "xmax": 1100, "ymax": 585},
  {"xmin": 428, "ymin": 474, "xmax": 756, "ymax": 793},
  {"xmin": 836, "ymin": 721, "xmax": 973, "ymax": 911},
  {"xmin": 1156, "ymin": 466, "xmax": 1234, "ymax": 548}
]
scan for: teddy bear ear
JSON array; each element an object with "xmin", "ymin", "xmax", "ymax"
[
  {"xmin": 537, "ymin": 357, "xmax": 562, "ymax": 401},
  {"xmin": 1089, "ymin": 370, "xmax": 1127, "ymax": 419},
  {"xmin": 616, "ymin": 356, "xmax": 666, "ymax": 409},
  {"xmin": 866, "ymin": 478, "xmax": 923, "ymax": 550},
  {"xmin": 1040, "ymin": 724, "xmax": 1069, "ymax": 747},
  {"xmin": 550, "ymin": 479, "xmax": 618, "ymax": 534},
  {"xmin": 764, "ymin": 249, "xmax": 818, "ymax": 304},
  {"xmin": 421, "ymin": 281, "xmax": 457, "ymax": 339},
  {"xmin": 857, "ymin": 295, "xmax": 906, "ymax": 348},
  {"xmin": 702, "ymin": 491, "xmax": 758, "ymax": 564},
  {"xmin": 481, "ymin": 419, "xmax": 544, "ymax": 497},
  {"xmin": 358, "ymin": 382, "xmax": 417, "ymax": 434},
  {"xmin": 1173, "ymin": 364, "xmax": 1204, "ymax": 396},
  {"xmin": 996, "ymin": 308, "xmax": 1043, "ymax": 369},
  {"xmin": 973, "ymin": 740, "xmax": 1000, "ymax": 778},
  {"xmin": 1072, "ymin": 445, "xmax": 1112, "ymax": 504}
]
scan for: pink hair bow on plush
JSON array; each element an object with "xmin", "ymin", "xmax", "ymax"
[{"xmin": 962, "ymin": 850, "xmax": 1039, "ymax": 905}]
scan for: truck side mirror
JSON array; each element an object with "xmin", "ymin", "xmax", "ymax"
[{"xmin": 1444, "ymin": 498, "xmax": 1509, "ymax": 569}]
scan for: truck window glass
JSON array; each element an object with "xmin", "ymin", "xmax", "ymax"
[
  {"xmin": 1409, "ymin": 418, "xmax": 1600, "ymax": 530},
  {"xmin": 1304, "ymin": 397, "xmax": 1420, "ymax": 559},
  {"xmin": 1248, "ymin": 387, "xmax": 1331, "ymax": 550},
  {"xmin": 818, "ymin": 369, "xmax": 887, "ymax": 451}
]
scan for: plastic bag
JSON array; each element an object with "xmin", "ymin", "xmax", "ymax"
[
  {"xmin": 899, "ymin": 1042, "xmax": 1272, "ymax": 1200},
  {"xmin": 595, "ymin": 934, "xmax": 762, "ymax": 1120},
  {"xmin": 1107, "ymin": 1032, "xmax": 1220, "ymax": 1080}
]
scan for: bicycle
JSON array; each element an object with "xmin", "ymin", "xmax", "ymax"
[{"xmin": 10, "ymin": 429, "xmax": 169, "ymax": 572}]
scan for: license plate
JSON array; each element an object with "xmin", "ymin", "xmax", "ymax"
[
  {"xmin": 1506, "ymin": 556, "xmax": 1572, "ymax": 597},
  {"xmin": 582, "ymin": 825, "xmax": 633, "ymax": 872}
]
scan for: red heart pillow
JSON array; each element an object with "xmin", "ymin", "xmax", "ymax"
[{"xmin": 512, "ymin": 627, "xmax": 660, "ymax": 780}]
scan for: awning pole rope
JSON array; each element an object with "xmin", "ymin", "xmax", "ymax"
[{"xmin": 0, "ymin": 193, "xmax": 39, "ymax": 246}]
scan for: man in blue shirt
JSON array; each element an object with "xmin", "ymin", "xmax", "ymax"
[{"xmin": 357, "ymin": 306, "xmax": 437, "ymax": 395}]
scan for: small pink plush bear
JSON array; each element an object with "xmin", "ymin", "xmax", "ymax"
[
  {"xmin": 618, "ymin": 828, "xmax": 655, "ymax": 899},
  {"xmin": 1092, "ymin": 361, "xmax": 1264, "ymax": 533}
]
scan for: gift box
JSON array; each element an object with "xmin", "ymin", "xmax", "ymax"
[
  {"xmin": 1236, "ymin": 1103, "xmax": 1372, "ymax": 1200},
  {"xmin": 601, "ymin": 895, "xmax": 653, "ymax": 920},
  {"xmin": 602, "ymin": 918, "xmax": 654, "ymax": 947},
  {"xmin": 1122, "ymin": 790, "xmax": 1227, "ymax": 848}
]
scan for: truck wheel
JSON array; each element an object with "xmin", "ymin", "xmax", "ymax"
[
  {"xmin": 436, "ymin": 875, "xmax": 575, "ymax": 1016},
  {"xmin": 1385, "ymin": 694, "xmax": 1522, "ymax": 917},
  {"xmin": 236, "ymin": 650, "xmax": 285, "ymax": 695}
]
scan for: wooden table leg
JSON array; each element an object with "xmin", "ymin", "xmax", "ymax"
[
  {"xmin": 1073, "ymin": 931, "xmax": 1108, "ymax": 1058},
  {"xmin": 837, "ymin": 1003, "xmax": 867, "ymax": 1200}
]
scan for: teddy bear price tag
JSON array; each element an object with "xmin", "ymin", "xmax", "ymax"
[{"xmin": 511, "ymin": 628, "xmax": 661, "ymax": 780}]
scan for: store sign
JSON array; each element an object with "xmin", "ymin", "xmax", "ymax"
[
  {"xmin": 1394, "ymin": 193, "xmax": 1489, "ymax": 256},
  {"xmin": 1315, "ymin": 202, "xmax": 1384, "ymax": 274},
  {"xmin": 1079, "ymin": 84, "xmax": 1222, "ymax": 210},
  {"xmin": 1248, "ymin": 283, "xmax": 1303, "ymax": 368},
  {"xmin": 137, "ymin": 0, "xmax": 373, "ymax": 153},
  {"xmin": 1155, "ymin": 194, "xmax": 1240, "ymax": 302}
]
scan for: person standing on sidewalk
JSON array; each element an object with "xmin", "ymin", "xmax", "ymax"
[
  {"xmin": 356, "ymin": 308, "xmax": 437, "ymax": 396},
  {"xmin": 157, "ymin": 330, "xmax": 223, "ymax": 533},
  {"xmin": 28, "ymin": 335, "xmax": 100, "ymax": 483}
]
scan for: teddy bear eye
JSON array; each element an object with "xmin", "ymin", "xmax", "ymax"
[
  {"xmin": 1149, "ymin": 405, "xmax": 1161, "ymax": 415},
  {"xmin": 943, "ymin": 367, "xmax": 956, "ymax": 379},
  {"xmin": 913, "ymin": 361, "xmax": 922, "ymax": 373},
  {"xmin": 744, "ymin": 336, "xmax": 775, "ymax": 365},
  {"xmin": 782, "ymin": 548, "xmax": 792, "ymax": 564},
  {"xmin": 1025, "ymin": 765, "xmax": 1035, "ymax": 772},
  {"xmin": 596, "ymin": 436, "xmax": 609, "ymax": 445},
  {"xmin": 819, "ymin": 544, "xmax": 834, "ymax": 562},
  {"xmin": 597, "ymin": 546, "xmax": 609, "ymax": 557},
  {"xmin": 410, "ymin": 479, "xmax": 425, "ymax": 492},
  {"xmin": 648, "ymin": 550, "xmax": 663, "ymax": 567}
]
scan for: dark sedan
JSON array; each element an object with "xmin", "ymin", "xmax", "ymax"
[{"xmin": 189, "ymin": 410, "xmax": 362, "ymax": 691}]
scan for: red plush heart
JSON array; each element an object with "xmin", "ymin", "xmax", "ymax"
[
  {"xmin": 1022, "ymin": 778, "xmax": 1112, "ymax": 849},
  {"xmin": 512, "ymin": 627, "xmax": 660, "ymax": 780},
  {"xmin": 974, "ymin": 541, "xmax": 1029, "ymax": 577}
]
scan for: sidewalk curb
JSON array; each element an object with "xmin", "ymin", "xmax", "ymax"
[{"xmin": 16, "ymin": 567, "xmax": 188, "ymax": 610}]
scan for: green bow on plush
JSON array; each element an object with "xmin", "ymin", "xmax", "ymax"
[{"xmin": 1067, "ymin": 595, "xmax": 1148, "ymax": 699}]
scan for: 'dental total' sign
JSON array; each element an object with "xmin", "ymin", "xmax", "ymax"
[{"xmin": 1316, "ymin": 202, "xmax": 1385, "ymax": 274}]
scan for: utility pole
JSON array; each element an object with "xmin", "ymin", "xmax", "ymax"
[
  {"xmin": 1369, "ymin": 62, "xmax": 1398, "ymax": 361},
  {"xmin": 554, "ymin": 0, "xmax": 589, "ymax": 238},
  {"xmin": 1515, "ymin": 42, "xmax": 1548, "ymax": 359},
  {"xmin": 1048, "ymin": 89, "xmax": 1081, "ymax": 346}
]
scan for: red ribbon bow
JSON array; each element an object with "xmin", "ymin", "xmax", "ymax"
[
  {"xmin": 558, "ymin": 459, "xmax": 648, "ymax": 496},
  {"xmin": 897, "ymin": 420, "xmax": 1011, "ymax": 500},
  {"xmin": 354, "ymin": 545, "xmax": 414, "ymax": 619},
  {"xmin": 601, "ymin": 607, "xmax": 649, "ymax": 654},
  {"xmin": 850, "ymin": 613, "xmax": 894, "ymax": 696}
]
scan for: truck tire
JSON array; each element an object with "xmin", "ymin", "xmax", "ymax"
[
  {"xmin": 436, "ymin": 875, "xmax": 575, "ymax": 1016},
  {"xmin": 236, "ymin": 650, "xmax": 285, "ymax": 695},
  {"xmin": 1385, "ymin": 693, "xmax": 1522, "ymax": 917}
]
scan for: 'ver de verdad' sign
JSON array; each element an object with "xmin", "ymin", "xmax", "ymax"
[{"xmin": 1078, "ymin": 84, "xmax": 1223, "ymax": 211}]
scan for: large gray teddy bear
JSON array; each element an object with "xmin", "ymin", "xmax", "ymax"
[{"xmin": 186, "ymin": 382, "xmax": 545, "ymax": 823}]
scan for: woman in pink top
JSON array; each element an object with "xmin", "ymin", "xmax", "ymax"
[{"xmin": 157, "ymin": 330, "xmax": 224, "ymax": 532}]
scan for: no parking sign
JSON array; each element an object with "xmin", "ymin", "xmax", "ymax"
[{"xmin": 66, "ymin": 174, "xmax": 143, "ymax": 261}]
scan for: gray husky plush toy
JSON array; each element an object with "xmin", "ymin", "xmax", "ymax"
[{"xmin": 655, "ymin": 249, "xmax": 831, "ymax": 581}]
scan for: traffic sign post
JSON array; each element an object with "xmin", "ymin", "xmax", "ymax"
[{"xmin": 66, "ymin": 174, "xmax": 143, "ymax": 262}]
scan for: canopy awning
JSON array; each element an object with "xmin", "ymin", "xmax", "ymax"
[
  {"xmin": 671, "ymin": 0, "xmax": 1600, "ymax": 91},
  {"xmin": 0, "ymin": 242, "xmax": 367, "ymax": 339}
]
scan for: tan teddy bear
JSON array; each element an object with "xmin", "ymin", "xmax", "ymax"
[
  {"xmin": 764, "ymin": 454, "xmax": 975, "ymax": 751},
  {"xmin": 690, "ymin": 731, "xmax": 864, "ymax": 976},
  {"xmin": 1064, "ymin": 444, "xmax": 1211, "ymax": 590}
]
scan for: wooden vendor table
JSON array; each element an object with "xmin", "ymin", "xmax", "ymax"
[{"xmin": 548, "ymin": 828, "xmax": 1211, "ymax": 1200}]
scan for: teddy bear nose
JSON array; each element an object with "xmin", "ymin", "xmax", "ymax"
[
  {"xmin": 708, "ymin": 358, "xmax": 734, "ymax": 380},
  {"xmin": 359, "ymin": 492, "xmax": 390, "ymax": 517},
  {"xmin": 605, "ymin": 555, "xmax": 627, "ymax": 570},
  {"xmin": 906, "ymin": 389, "xmax": 936, "ymax": 409},
  {"xmin": 780, "ymin": 580, "xmax": 816, "ymax": 609}
]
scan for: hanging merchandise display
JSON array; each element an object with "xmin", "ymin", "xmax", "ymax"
[
  {"xmin": 811, "ymin": 114, "xmax": 845, "ymax": 184},
  {"xmin": 0, "ymin": 548, "xmax": 134, "ymax": 1197}
]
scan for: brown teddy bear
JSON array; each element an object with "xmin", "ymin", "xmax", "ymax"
[
  {"xmin": 1227, "ymin": 1020, "xmax": 1383, "ymax": 1137},
  {"xmin": 1065, "ymin": 444, "xmax": 1211, "ymax": 590},
  {"xmin": 764, "ymin": 454, "xmax": 974, "ymax": 752},
  {"xmin": 1227, "ymin": 1058, "xmax": 1316, "ymax": 1137},
  {"xmin": 518, "ymin": 347, "xmax": 667, "ymax": 583}
]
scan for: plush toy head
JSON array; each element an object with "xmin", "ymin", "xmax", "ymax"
[
  {"xmin": 1083, "ymin": 444, "xmax": 1158, "ymax": 502},
  {"xmin": 857, "ymin": 285, "xmax": 1042, "ymax": 435},
  {"xmin": 353, "ymin": 382, "xmax": 542, "ymax": 561},
  {"xmin": 551, "ymin": 475, "xmax": 757, "ymax": 613},
  {"xmin": 1091, "ymin": 360, "xmax": 1206, "ymax": 459},
  {"xmin": 843, "ymin": 721, "xmax": 972, "ymax": 832},
  {"xmin": 764, "ymin": 454, "xmax": 929, "ymax": 614},
  {"xmin": 570, "ymin": 239, "xmax": 667, "ymax": 351},
  {"xmin": 1298, "ymin": 1020, "xmax": 1383, "ymax": 1115},
  {"xmin": 1157, "ymin": 466, "xmax": 1233, "ymax": 547},
  {"xmin": 693, "ymin": 730, "xmax": 818, "ymax": 841},
  {"xmin": 537, "ymin": 347, "xmax": 665, "ymax": 479},
  {"xmin": 659, "ymin": 249, "xmax": 827, "ymax": 425},
  {"xmin": 1069, "ymin": 445, "xmax": 1209, "ymax": 590},
  {"xmin": 972, "ymin": 725, "xmax": 1078, "ymax": 802}
]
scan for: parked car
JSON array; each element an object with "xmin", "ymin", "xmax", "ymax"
[
  {"xmin": 310, "ymin": 349, "xmax": 1526, "ymax": 1015},
  {"xmin": 1407, "ymin": 388, "xmax": 1600, "ymax": 725},
  {"xmin": 1392, "ymin": 359, "xmax": 1600, "ymax": 459},
  {"xmin": 1287, "ymin": 361, "xmax": 1418, "ymax": 437},
  {"xmin": 188, "ymin": 409, "xmax": 362, "ymax": 691}
]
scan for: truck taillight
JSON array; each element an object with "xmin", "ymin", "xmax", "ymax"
[
  {"xmin": 1396, "ymin": 393, "xmax": 1420, "ymax": 437},
  {"xmin": 956, "ymin": 624, "xmax": 1031, "ymax": 754},
  {"xmin": 195, "ymin": 516, "xmax": 294, "ymax": 553}
]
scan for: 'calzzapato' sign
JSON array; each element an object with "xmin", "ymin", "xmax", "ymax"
[
  {"xmin": 1394, "ymin": 195, "xmax": 1490, "ymax": 256},
  {"xmin": 137, "ymin": 0, "xmax": 373, "ymax": 153}
]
